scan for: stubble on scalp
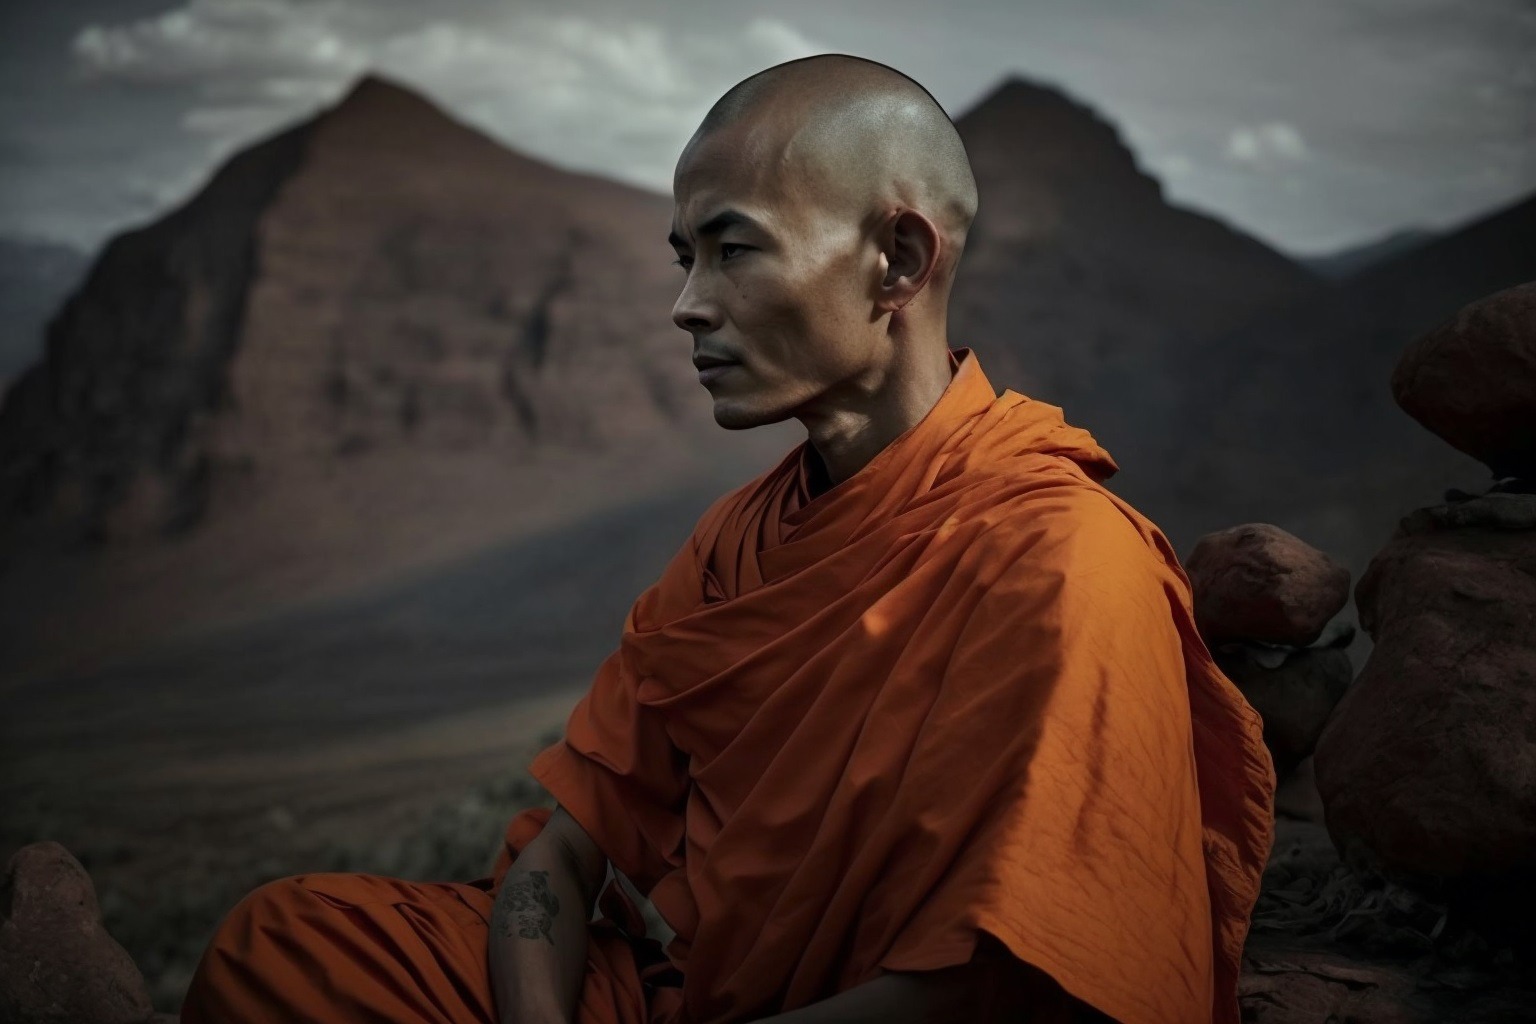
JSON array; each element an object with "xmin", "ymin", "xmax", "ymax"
[{"xmin": 682, "ymin": 54, "xmax": 979, "ymax": 295}]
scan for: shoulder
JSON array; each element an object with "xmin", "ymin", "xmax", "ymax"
[
  {"xmin": 942, "ymin": 474, "xmax": 1193, "ymax": 703},
  {"xmin": 962, "ymin": 465, "xmax": 1174, "ymax": 608}
]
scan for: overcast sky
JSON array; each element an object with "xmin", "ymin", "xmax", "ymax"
[{"xmin": 1, "ymin": 0, "xmax": 1531, "ymax": 257}]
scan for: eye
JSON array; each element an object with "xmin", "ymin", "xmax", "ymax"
[
  {"xmin": 671, "ymin": 255, "xmax": 693, "ymax": 272},
  {"xmin": 720, "ymin": 243, "xmax": 748, "ymax": 260}
]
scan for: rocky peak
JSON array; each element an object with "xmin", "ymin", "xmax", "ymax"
[
  {"xmin": 956, "ymin": 76, "xmax": 1164, "ymax": 223},
  {"xmin": 306, "ymin": 73, "xmax": 575, "ymax": 194},
  {"xmin": 0, "ymin": 73, "xmax": 686, "ymax": 551},
  {"xmin": 946, "ymin": 74, "xmax": 1320, "ymax": 506}
]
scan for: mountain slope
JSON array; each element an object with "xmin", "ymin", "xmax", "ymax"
[
  {"xmin": 1299, "ymin": 228, "xmax": 1435, "ymax": 281},
  {"xmin": 1168, "ymin": 193, "xmax": 1536, "ymax": 565},
  {"xmin": 0, "ymin": 75, "xmax": 789, "ymax": 680},
  {"xmin": 948, "ymin": 78, "xmax": 1325, "ymax": 519},
  {"xmin": 0, "ymin": 76, "xmax": 738, "ymax": 554}
]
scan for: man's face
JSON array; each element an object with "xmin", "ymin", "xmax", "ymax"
[{"xmin": 668, "ymin": 124, "xmax": 882, "ymax": 430}]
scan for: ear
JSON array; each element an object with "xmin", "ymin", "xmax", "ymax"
[{"xmin": 875, "ymin": 208, "xmax": 942, "ymax": 313}]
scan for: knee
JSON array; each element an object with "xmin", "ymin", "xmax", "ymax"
[
  {"xmin": 191, "ymin": 874, "xmax": 353, "ymax": 980},
  {"xmin": 221, "ymin": 874, "xmax": 324, "ymax": 927},
  {"xmin": 182, "ymin": 875, "xmax": 344, "ymax": 1021}
]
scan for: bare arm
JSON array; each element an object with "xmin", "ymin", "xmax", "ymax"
[{"xmin": 489, "ymin": 806, "xmax": 608, "ymax": 1024}]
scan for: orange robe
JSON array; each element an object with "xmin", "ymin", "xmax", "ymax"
[{"xmin": 182, "ymin": 348, "xmax": 1274, "ymax": 1024}]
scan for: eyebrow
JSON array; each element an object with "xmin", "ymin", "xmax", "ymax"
[{"xmin": 668, "ymin": 209, "xmax": 758, "ymax": 249}]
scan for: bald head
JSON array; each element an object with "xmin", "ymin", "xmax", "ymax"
[
  {"xmin": 668, "ymin": 55, "xmax": 976, "ymax": 451},
  {"xmin": 679, "ymin": 55, "xmax": 978, "ymax": 289}
]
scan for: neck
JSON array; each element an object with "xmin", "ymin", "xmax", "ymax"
[{"xmin": 799, "ymin": 337, "xmax": 954, "ymax": 496}]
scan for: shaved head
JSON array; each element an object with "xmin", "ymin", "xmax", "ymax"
[
  {"xmin": 669, "ymin": 55, "xmax": 977, "ymax": 486},
  {"xmin": 684, "ymin": 54, "xmax": 978, "ymax": 291}
]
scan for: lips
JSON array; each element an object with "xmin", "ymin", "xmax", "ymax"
[{"xmin": 692, "ymin": 354, "xmax": 740, "ymax": 371}]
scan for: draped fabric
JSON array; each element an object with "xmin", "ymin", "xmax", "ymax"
[{"xmin": 528, "ymin": 348, "xmax": 1275, "ymax": 1024}]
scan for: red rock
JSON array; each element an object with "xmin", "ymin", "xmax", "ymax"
[
  {"xmin": 1186, "ymin": 523, "xmax": 1351, "ymax": 646},
  {"xmin": 1314, "ymin": 494, "xmax": 1536, "ymax": 882},
  {"xmin": 1392, "ymin": 281, "xmax": 1536, "ymax": 479},
  {"xmin": 1217, "ymin": 646, "xmax": 1351, "ymax": 776},
  {"xmin": 0, "ymin": 841, "xmax": 154, "ymax": 1024}
]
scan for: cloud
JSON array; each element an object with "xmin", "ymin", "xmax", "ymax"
[
  {"xmin": 1148, "ymin": 153, "xmax": 1195, "ymax": 181},
  {"xmin": 71, "ymin": 0, "xmax": 824, "ymax": 193},
  {"xmin": 1223, "ymin": 121, "xmax": 1310, "ymax": 165},
  {"xmin": 73, "ymin": 0, "xmax": 370, "ymax": 85}
]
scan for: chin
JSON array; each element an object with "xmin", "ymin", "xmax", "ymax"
[{"xmin": 710, "ymin": 396, "xmax": 791, "ymax": 431}]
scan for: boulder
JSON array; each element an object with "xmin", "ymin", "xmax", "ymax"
[
  {"xmin": 1217, "ymin": 646, "xmax": 1352, "ymax": 777},
  {"xmin": 1392, "ymin": 281, "xmax": 1536, "ymax": 480},
  {"xmin": 1313, "ymin": 493, "xmax": 1536, "ymax": 887},
  {"xmin": 1186, "ymin": 523, "xmax": 1351, "ymax": 646},
  {"xmin": 0, "ymin": 841, "xmax": 155, "ymax": 1024}
]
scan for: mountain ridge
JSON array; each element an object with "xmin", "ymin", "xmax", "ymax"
[{"xmin": 1, "ymin": 70, "xmax": 1528, "ymax": 681}]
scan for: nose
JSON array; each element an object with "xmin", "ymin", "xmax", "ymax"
[{"xmin": 671, "ymin": 272, "xmax": 722, "ymax": 334}]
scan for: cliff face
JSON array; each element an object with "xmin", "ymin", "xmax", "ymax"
[
  {"xmin": 216, "ymin": 77, "xmax": 692, "ymax": 465},
  {"xmin": 0, "ymin": 117, "xmax": 311, "ymax": 545},
  {"xmin": 0, "ymin": 77, "xmax": 694, "ymax": 550}
]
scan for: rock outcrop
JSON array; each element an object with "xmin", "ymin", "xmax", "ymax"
[
  {"xmin": 0, "ymin": 842, "xmax": 160, "ymax": 1024},
  {"xmin": 1314, "ymin": 492, "xmax": 1536, "ymax": 889},
  {"xmin": 1392, "ymin": 281, "xmax": 1536, "ymax": 480},
  {"xmin": 1315, "ymin": 282, "xmax": 1536, "ymax": 934},
  {"xmin": 1186, "ymin": 522, "xmax": 1352, "ymax": 647},
  {"xmin": 1185, "ymin": 522, "xmax": 1353, "ymax": 783},
  {"xmin": 1216, "ymin": 645, "xmax": 1351, "ymax": 778}
]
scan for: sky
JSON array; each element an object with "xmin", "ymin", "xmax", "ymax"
[{"xmin": 0, "ymin": 0, "xmax": 1531, "ymax": 258}]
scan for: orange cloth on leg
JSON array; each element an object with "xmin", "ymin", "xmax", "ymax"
[{"xmin": 182, "ymin": 807, "xmax": 672, "ymax": 1024}]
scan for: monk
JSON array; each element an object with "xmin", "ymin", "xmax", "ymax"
[{"xmin": 181, "ymin": 55, "xmax": 1275, "ymax": 1024}]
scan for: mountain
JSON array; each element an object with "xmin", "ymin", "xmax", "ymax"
[
  {"xmin": 0, "ymin": 236, "xmax": 86, "ymax": 387},
  {"xmin": 0, "ymin": 76, "xmax": 740, "ymax": 553},
  {"xmin": 947, "ymin": 77, "xmax": 1533, "ymax": 575},
  {"xmin": 947, "ymin": 78, "xmax": 1325, "ymax": 538},
  {"xmin": 1166, "ymin": 193, "xmax": 1536, "ymax": 569},
  {"xmin": 0, "ymin": 75, "xmax": 789, "ymax": 680},
  {"xmin": 1298, "ymin": 228, "xmax": 1436, "ymax": 281}
]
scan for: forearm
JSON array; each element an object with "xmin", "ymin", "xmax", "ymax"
[{"xmin": 488, "ymin": 829, "xmax": 600, "ymax": 1024}]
